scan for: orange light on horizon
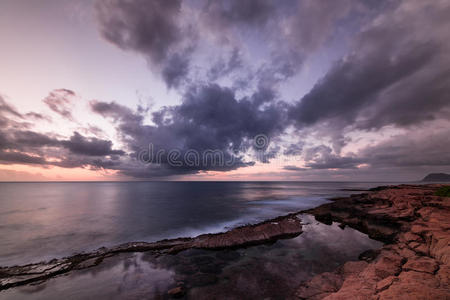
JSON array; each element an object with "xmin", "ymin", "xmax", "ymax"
[{"xmin": 0, "ymin": 164, "xmax": 120, "ymax": 181}]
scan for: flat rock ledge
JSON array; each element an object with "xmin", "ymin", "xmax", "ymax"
[
  {"xmin": 0, "ymin": 214, "xmax": 302, "ymax": 290},
  {"xmin": 293, "ymin": 184, "xmax": 450, "ymax": 300}
]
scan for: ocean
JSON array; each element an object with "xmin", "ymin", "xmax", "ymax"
[{"xmin": 0, "ymin": 181, "xmax": 397, "ymax": 266}]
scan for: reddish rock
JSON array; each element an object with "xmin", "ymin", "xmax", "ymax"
[
  {"xmin": 377, "ymin": 271, "xmax": 447, "ymax": 300},
  {"xmin": 295, "ymin": 272, "xmax": 343, "ymax": 299},
  {"xmin": 375, "ymin": 276, "xmax": 397, "ymax": 293},
  {"xmin": 402, "ymin": 256, "xmax": 438, "ymax": 274},
  {"xmin": 294, "ymin": 184, "xmax": 450, "ymax": 299},
  {"xmin": 190, "ymin": 215, "xmax": 302, "ymax": 250}
]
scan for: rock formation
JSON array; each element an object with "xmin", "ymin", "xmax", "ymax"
[
  {"xmin": 0, "ymin": 214, "xmax": 302, "ymax": 290},
  {"xmin": 294, "ymin": 184, "xmax": 450, "ymax": 299}
]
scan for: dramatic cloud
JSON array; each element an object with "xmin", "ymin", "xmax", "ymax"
[
  {"xmin": 90, "ymin": 84, "xmax": 287, "ymax": 178},
  {"xmin": 359, "ymin": 127, "xmax": 450, "ymax": 168},
  {"xmin": 2, "ymin": 0, "xmax": 450, "ymax": 181},
  {"xmin": 289, "ymin": 0, "xmax": 450, "ymax": 132},
  {"xmin": 200, "ymin": 0, "xmax": 275, "ymax": 29},
  {"xmin": 61, "ymin": 132, "xmax": 125, "ymax": 156},
  {"xmin": 302, "ymin": 145, "xmax": 362, "ymax": 170},
  {"xmin": 0, "ymin": 99, "xmax": 125, "ymax": 171},
  {"xmin": 43, "ymin": 89, "xmax": 77, "ymax": 121},
  {"xmin": 95, "ymin": 0, "xmax": 380, "ymax": 89},
  {"xmin": 282, "ymin": 120, "xmax": 450, "ymax": 174},
  {"xmin": 96, "ymin": 0, "xmax": 194, "ymax": 88}
]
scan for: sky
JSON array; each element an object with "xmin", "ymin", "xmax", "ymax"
[{"xmin": 0, "ymin": 0, "xmax": 449, "ymax": 181}]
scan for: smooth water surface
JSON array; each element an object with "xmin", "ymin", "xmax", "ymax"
[
  {"xmin": 0, "ymin": 181, "xmax": 393, "ymax": 266},
  {"xmin": 0, "ymin": 215, "xmax": 383, "ymax": 299}
]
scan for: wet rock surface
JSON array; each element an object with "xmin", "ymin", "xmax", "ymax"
[
  {"xmin": 0, "ymin": 214, "xmax": 381, "ymax": 299},
  {"xmin": 294, "ymin": 184, "xmax": 450, "ymax": 299},
  {"xmin": 0, "ymin": 214, "xmax": 302, "ymax": 290}
]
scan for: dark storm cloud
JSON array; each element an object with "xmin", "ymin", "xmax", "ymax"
[
  {"xmin": 283, "ymin": 125, "xmax": 450, "ymax": 180},
  {"xmin": 90, "ymin": 84, "xmax": 286, "ymax": 177},
  {"xmin": 170, "ymin": 84, "xmax": 285, "ymax": 150},
  {"xmin": 161, "ymin": 52, "xmax": 191, "ymax": 89},
  {"xmin": 302, "ymin": 145, "xmax": 362, "ymax": 170},
  {"xmin": 246, "ymin": 0, "xmax": 385, "ymax": 89},
  {"xmin": 0, "ymin": 151, "xmax": 48, "ymax": 165},
  {"xmin": 283, "ymin": 124, "xmax": 450, "ymax": 173},
  {"xmin": 359, "ymin": 129, "xmax": 450, "ymax": 168},
  {"xmin": 0, "ymin": 97, "xmax": 126, "ymax": 169},
  {"xmin": 289, "ymin": 40, "xmax": 436, "ymax": 128},
  {"xmin": 61, "ymin": 132, "xmax": 125, "ymax": 156},
  {"xmin": 96, "ymin": 0, "xmax": 181, "ymax": 63},
  {"xmin": 43, "ymin": 89, "xmax": 76, "ymax": 121},
  {"xmin": 201, "ymin": 0, "xmax": 275, "ymax": 28},
  {"xmin": 96, "ymin": 0, "xmax": 194, "ymax": 88},
  {"xmin": 91, "ymin": 0, "xmax": 450, "ymax": 178},
  {"xmin": 12, "ymin": 131, "xmax": 60, "ymax": 148},
  {"xmin": 95, "ymin": 0, "xmax": 376, "ymax": 89},
  {"xmin": 289, "ymin": 0, "xmax": 450, "ymax": 132},
  {"xmin": 3, "ymin": 129, "xmax": 124, "ymax": 157}
]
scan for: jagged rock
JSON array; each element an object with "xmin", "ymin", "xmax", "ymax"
[
  {"xmin": 402, "ymin": 256, "xmax": 438, "ymax": 274},
  {"xmin": 293, "ymin": 184, "xmax": 450, "ymax": 299}
]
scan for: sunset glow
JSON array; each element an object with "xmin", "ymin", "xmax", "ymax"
[{"xmin": 1, "ymin": 0, "xmax": 449, "ymax": 181}]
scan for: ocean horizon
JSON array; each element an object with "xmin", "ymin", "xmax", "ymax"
[{"xmin": 0, "ymin": 181, "xmax": 401, "ymax": 266}]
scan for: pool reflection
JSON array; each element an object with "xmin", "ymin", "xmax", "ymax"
[{"xmin": 1, "ymin": 215, "xmax": 383, "ymax": 299}]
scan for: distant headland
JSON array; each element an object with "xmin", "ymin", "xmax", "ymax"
[{"xmin": 422, "ymin": 173, "xmax": 450, "ymax": 182}]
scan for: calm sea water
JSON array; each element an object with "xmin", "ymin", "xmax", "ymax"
[
  {"xmin": 1, "ymin": 215, "xmax": 384, "ymax": 299},
  {"xmin": 0, "ymin": 181, "xmax": 396, "ymax": 266}
]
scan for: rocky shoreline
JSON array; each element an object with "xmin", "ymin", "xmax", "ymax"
[
  {"xmin": 295, "ymin": 184, "xmax": 450, "ymax": 299},
  {"xmin": 1, "ymin": 184, "xmax": 449, "ymax": 299},
  {"xmin": 0, "ymin": 213, "xmax": 303, "ymax": 290}
]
